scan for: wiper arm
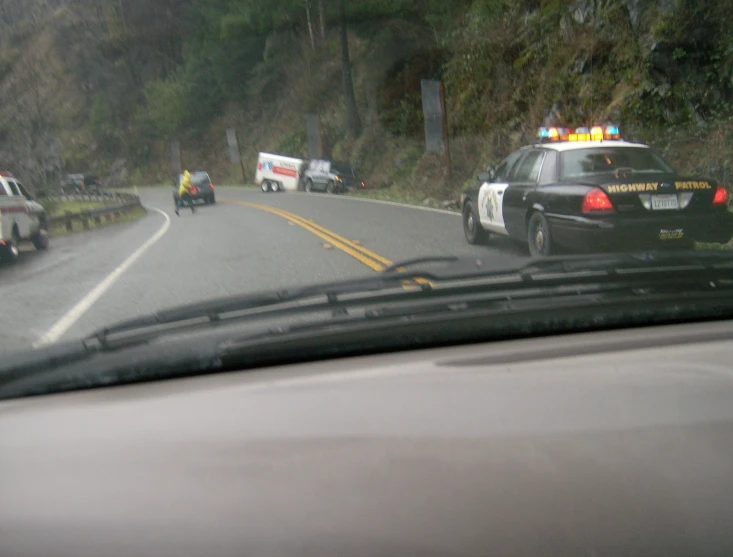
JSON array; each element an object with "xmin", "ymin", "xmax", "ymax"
[
  {"xmin": 0, "ymin": 340, "xmax": 93, "ymax": 385},
  {"xmin": 383, "ymin": 251, "xmax": 733, "ymax": 282},
  {"xmin": 87, "ymin": 272, "xmax": 434, "ymax": 349},
  {"xmin": 84, "ymin": 251, "xmax": 733, "ymax": 350},
  {"xmin": 381, "ymin": 256, "xmax": 462, "ymax": 273}
]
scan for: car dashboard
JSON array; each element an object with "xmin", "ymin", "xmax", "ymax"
[{"xmin": 2, "ymin": 320, "xmax": 733, "ymax": 557}]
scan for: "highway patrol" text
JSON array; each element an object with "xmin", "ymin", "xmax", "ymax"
[{"xmin": 606, "ymin": 181, "xmax": 712, "ymax": 194}]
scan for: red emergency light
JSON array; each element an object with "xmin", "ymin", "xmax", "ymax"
[{"xmin": 0, "ymin": 171, "xmax": 14, "ymax": 177}]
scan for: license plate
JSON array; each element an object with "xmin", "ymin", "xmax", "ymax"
[
  {"xmin": 659, "ymin": 228, "xmax": 684, "ymax": 240},
  {"xmin": 652, "ymin": 194, "xmax": 679, "ymax": 210}
]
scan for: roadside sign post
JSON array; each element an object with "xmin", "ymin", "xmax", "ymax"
[
  {"xmin": 226, "ymin": 128, "xmax": 247, "ymax": 183},
  {"xmin": 307, "ymin": 114, "xmax": 324, "ymax": 159},
  {"xmin": 421, "ymin": 79, "xmax": 452, "ymax": 194}
]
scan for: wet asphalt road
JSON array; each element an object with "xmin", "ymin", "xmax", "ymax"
[{"xmin": 0, "ymin": 187, "xmax": 529, "ymax": 353}]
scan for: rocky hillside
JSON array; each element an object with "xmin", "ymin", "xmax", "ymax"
[{"xmin": 1, "ymin": 0, "xmax": 732, "ymax": 201}]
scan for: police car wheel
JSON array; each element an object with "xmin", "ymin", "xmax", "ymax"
[
  {"xmin": 528, "ymin": 211, "xmax": 553, "ymax": 257},
  {"xmin": 261, "ymin": 181, "xmax": 270, "ymax": 192},
  {"xmin": 31, "ymin": 230, "xmax": 49, "ymax": 251},
  {"xmin": 305, "ymin": 180, "xmax": 313, "ymax": 193},
  {"xmin": 326, "ymin": 181, "xmax": 335, "ymax": 194},
  {"xmin": 463, "ymin": 201, "xmax": 488, "ymax": 244},
  {"xmin": 3, "ymin": 240, "xmax": 19, "ymax": 262}
]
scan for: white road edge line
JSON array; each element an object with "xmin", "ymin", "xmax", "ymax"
[{"xmin": 34, "ymin": 207, "xmax": 171, "ymax": 348}]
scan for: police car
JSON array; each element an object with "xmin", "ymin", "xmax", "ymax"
[
  {"xmin": 0, "ymin": 171, "xmax": 48, "ymax": 262},
  {"xmin": 461, "ymin": 125, "xmax": 733, "ymax": 256}
]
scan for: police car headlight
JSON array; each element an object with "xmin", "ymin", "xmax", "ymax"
[{"xmin": 335, "ymin": 176, "xmax": 342, "ymax": 181}]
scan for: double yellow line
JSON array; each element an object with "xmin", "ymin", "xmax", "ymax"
[{"xmin": 222, "ymin": 199, "xmax": 431, "ymax": 288}]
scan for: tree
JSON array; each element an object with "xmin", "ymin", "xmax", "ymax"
[{"xmin": 338, "ymin": 0, "xmax": 361, "ymax": 138}]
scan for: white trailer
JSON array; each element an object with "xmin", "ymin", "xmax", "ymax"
[{"xmin": 254, "ymin": 153, "xmax": 307, "ymax": 193}]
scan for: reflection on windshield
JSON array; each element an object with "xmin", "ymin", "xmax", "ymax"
[
  {"xmin": 561, "ymin": 148, "xmax": 675, "ymax": 180},
  {"xmin": 0, "ymin": 0, "xmax": 729, "ymax": 364}
]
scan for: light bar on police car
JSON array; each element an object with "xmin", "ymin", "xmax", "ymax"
[
  {"xmin": 538, "ymin": 124, "xmax": 621, "ymax": 142},
  {"xmin": 536, "ymin": 127, "xmax": 570, "ymax": 141}
]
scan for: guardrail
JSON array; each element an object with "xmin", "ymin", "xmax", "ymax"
[
  {"xmin": 43, "ymin": 191, "xmax": 136, "ymax": 203},
  {"xmin": 45, "ymin": 192, "xmax": 142, "ymax": 232}
]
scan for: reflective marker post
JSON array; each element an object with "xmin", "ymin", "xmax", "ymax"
[
  {"xmin": 307, "ymin": 114, "xmax": 324, "ymax": 160},
  {"xmin": 421, "ymin": 79, "xmax": 452, "ymax": 195},
  {"xmin": 226, "ymin": 128, "xmax": 247, "ymax": 183}
]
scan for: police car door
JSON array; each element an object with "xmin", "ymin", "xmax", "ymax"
[
  {"xmin": 501, "ymin": 149, "xmax": 547, "ymax": 237},
  {"xmin": 478, "ymin": 150, "xmax": 523, "ymax": 234},
  {"xmin": 6, "ymin": 180, "xmax": 32, "ymax": 237},
  {"xmin": 16, "ymin": 181, "xmax": 43, "ymax": 224}
]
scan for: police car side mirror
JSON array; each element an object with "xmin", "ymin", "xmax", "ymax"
[{"xmin": 477, "ymin": 170, "xmax": 493, "ymax": 183}]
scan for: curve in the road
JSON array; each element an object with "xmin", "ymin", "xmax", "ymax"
[
  {"xmin": 34, "ymin": 208, "xmax": 172, "ymax": 347},
  {"xmin": 224, "ymin": 199, "xmax": 392, "ymax": 271},
  {"xmin": 224, "ymin": 199, "xmax": 432, "ymax": 289},
  {"xmin": 321, "ymin": 193, "xmax": 461, "ymax": 216}
]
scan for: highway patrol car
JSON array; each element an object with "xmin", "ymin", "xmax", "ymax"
[
  {"xmin": 0, "ymin": 171, "xmax": 48, "ymax": 262},
  {"xmin": 462, "ymin": 125, "xmax": 733, "ymax": 256}
]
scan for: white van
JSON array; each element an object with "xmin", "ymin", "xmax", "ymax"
[{"xmin": 255, "ymin": 153, "xmax": 306, "ymax": 193}]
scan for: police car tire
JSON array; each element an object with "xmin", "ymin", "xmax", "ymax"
[
  {"xmin": 528, "ymin": 211, "xmax": 554, "ymax": 257},
  {"xmin": 326, "ymin": 181, "xmax": 335, "ymax": 194},
  {"xmin": 3, "ymin": 239, "xmax": 19, "ymax": 262},
  {"xmin": 31, "ymin": 230, "xmax": 49, "ymax": 251},
  {"xmin": 463, "ymin": 201, "xmax": 488, "ymax": 244},
  {"xmin": 305, "ymin": 180, "xmax": 314, "ymax": 193}
]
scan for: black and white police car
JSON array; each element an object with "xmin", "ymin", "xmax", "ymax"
[{"xmin": 462, "ymin": 125, "xmax": 733, "ymax": 256}]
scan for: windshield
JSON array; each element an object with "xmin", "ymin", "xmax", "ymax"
[
  {"xmin": 332, "ymin": 163, "xmax": 355, "ymax": 176},
  {"xmin": 560, "ymin": 147, "xmax": 675, "ymax": 180},
  {"xmin": 0, "ymin": 0, "xmax": 731, "ymax": 392}
]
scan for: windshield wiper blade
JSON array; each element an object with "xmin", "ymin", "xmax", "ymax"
[
  {"xmin": 381, "ymin": 255, "xmax": 462, "ymax": 273},
  {"xmin": 386, "ymin": 251, "xmax": 733, "ymax": 279},
  {"xmin": 0, "ymin": 340, "xmax": 93, "ymax": 384},
  {"xmin": 86, "ymin": 272, "xmax": 435, "ymax": 349},
  {"xmin": 84, "ymin": 251, "xmax": 733, "ymax": 351}
]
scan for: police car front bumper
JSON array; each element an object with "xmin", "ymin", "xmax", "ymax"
[{"xmin": 546, "ymin": 210, "xmax": 733, "ymax": 251}]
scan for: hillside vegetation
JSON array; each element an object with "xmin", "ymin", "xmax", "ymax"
[{"xmin": 1, "ymin": 0, "xmax": 732, "ymax": 203}]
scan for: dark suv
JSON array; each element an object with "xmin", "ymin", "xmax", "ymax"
[
  {"xmin": 61, "ymin": 174, "xmax": 103, "ymax": 194},
  {"xmin": 175, "ymin": 171, "xmax": 216, "ymax": 204},
  {"xmin": 303, "ymin": 160, "xmax": 359, "ymax": 194}
]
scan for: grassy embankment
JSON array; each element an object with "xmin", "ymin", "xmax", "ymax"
[{"xmin": 43, "ymin": 199, "xmax": 147, "ymax": 236}]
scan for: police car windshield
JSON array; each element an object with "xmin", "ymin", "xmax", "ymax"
[{"xmin": 560, "ymin": 147, "xmax": 675, "ymax": 180}]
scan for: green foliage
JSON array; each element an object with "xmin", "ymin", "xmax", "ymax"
[
  {"xmin": 89, "ymin": 93, "xmax": 119, "ymax": 150},
  {"xmin": 15, "ymin": 0, "xmax": 733, "ymax": 197},
  {"xmin": 140, "ymin": 75, "xmax": 189, "ymax": 140},
  {"xmin": 0, "ymin": 52, "xmax": 15, "ymax": 84},
  {"xmin": 631, "ymin": 0, "xmax": 733, "ymax": 126},
  {"xmin": 277, "ymin": 130, "xmax": 307, "ymax": 158},
  {"xmin": 378, "ymin": 49, "xmax": 444, "ymax": 137}
]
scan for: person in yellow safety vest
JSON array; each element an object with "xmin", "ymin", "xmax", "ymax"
[{"xmin": 175, "ymin": 170, "xmax": 196, "ymax": 216}]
